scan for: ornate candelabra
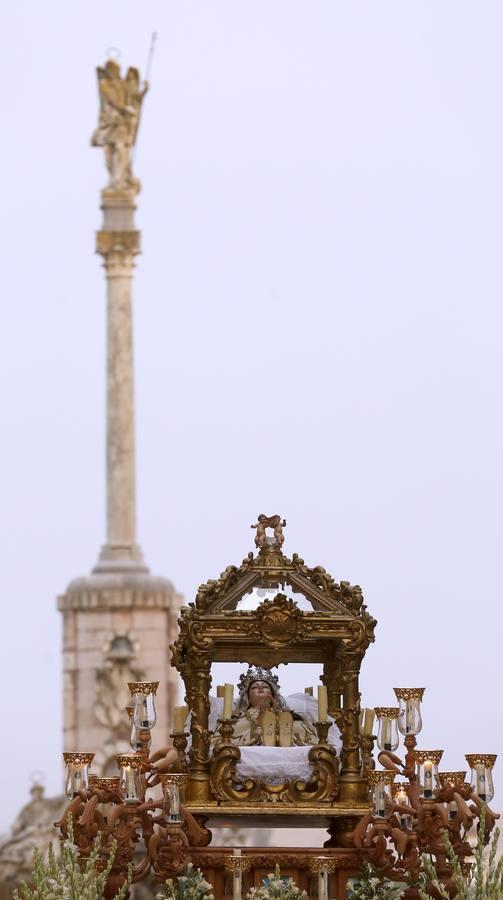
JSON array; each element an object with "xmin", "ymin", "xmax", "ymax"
[{"xmin": 352, "ymin": 687, "xmax": 499, "ymax": 896}]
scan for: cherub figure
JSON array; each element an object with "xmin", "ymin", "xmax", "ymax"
[
  {"xmin": 251, "ymin": 513, "xmax": 268, "ymax": 548},
  {"xmin": 250, "ymin": 514, "xmax": 286, "ymax": 549}
]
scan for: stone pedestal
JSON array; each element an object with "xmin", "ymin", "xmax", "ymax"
[{"xmin": 58, "ymin": 572, "xmax": 182, "ymax": 768}]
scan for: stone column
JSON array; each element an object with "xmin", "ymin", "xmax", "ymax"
[
  {"xmin": 57, "ymin": 60, "xmax": 182, "ymax": 775},
  {"xmin": 94, "ymin": 191, "xmax": 146, "ymax": 572}
]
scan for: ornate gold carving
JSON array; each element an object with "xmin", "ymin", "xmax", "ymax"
[
  {"xmin": 128, "ymin": 681, "xmax": 159, "ymax": 695},
  {"xmin": 374, "ymin": 707, "xmax": 399, "ymax": 719},
  {"xmin": 366, "ymin": 770, "xmax": 395, "ymax": 787},
  {"xmin": 192, "ymin": 850, "xmax": 358, "ymax": 870},
  {"xmin": 169, "ymin": 523, "xmax": 377, "ymax": 810},
  {"xmin": 437, "ymin": 772, "xmax": 466, "ymax": 788},
  {"xmin": 115, "ymin": 752, "xmax": 145, "ymax": 770},
  {"xmin": 308, "ymin": 857, "xmax": 338, "ymax": 873},
  {"xmin": 414, "ymin": 750, "xmax": 444, "ymax": 765},
  {"xmin": 224, "ymin": 856, "xmax": 251, "ymax": 872},
  {"xmin": 63, "ymin": 752, "xmax": 95, "ymax": 767},
  {"xmin": 250, "ymin": 594, "xmax": 307, "ymax": 645},
  {"xmin": 465, "ymin": 754, "xmax": 497, "ymax": 769},
  {"xmin": 89, "ymin": 776, "xmax": 120, "ymax": 791},
  {"xmin": 160, "ymin": 774, "xmax": 189, "ymax": 791},
  {"xmin": 209, "ymin": 739, "xmax": 339, "ymax": 805},
  {"xmin": 393, "ymin": 688, "xmax": 425, "ymax": 701}
]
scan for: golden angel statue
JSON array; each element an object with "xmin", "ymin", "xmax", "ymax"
[{"xmin": 91, "ymin": 58, "xmax": 148, "ymax": 191}]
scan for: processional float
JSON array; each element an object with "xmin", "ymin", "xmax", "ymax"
[
  {"xmin": 55, "ymin": 61, "xmax": 498, "ymax": 899},
  {"xmin": 56, "ymin": 516, "xmax": 498, "ymax": 899}
]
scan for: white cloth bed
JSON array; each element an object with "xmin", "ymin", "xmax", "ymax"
[{"xmin": 236, "ymin": 745, "xmax": 315, "ymax": 785}]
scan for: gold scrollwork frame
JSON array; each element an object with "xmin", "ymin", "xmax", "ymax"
[{"xmin": 209, "ymin": 739, "xmax": 340, "ymax": 805}]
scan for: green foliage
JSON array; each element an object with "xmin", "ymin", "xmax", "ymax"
[
  {"xmin": 246, "ymin": 864, "xmax": 308, "ymax": 900},
  {"xmin": 155, "ymin": 863, "xmax": 214, "ymax": 900},
  {"xmin": 418, "ymin": 805, "xmax": 503, "ymax": 900},
  {"xmin": 348, "ymin": 863, "xmax": 407, "ymax": 899},
  {"xmin": 14, "ymin": 816, "xmax": 132, "ymax": 900}
]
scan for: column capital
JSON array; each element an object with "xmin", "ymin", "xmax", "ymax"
[{"xmin": 96, "ymin": 230, "xmax": 141, "ymax": 259}]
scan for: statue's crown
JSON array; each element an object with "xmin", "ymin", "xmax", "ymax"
[{"xmin": 238, "ymin": 667, "xmax": 279, "ymax": 695}]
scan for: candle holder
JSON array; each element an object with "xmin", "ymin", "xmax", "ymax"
[
  {"xmin": 374, "ymin": 707, "xmax": 400, "ymax": 752},
  {"xmin": 414, "ymin": 750, "xmax": 443, "ymax": 799},
  {"xmin": 367, "ymin": 770, "xmax": 395, "ymax": 818},
  {"xmin": 225, "ymin": 854, "xmax": 250, "ymax": 900},
  {"xmin": 393, "ymin": 688, "xmax": 424, "ymax": 736},
  {"xmin": 170, "ymin": 731, "xmax": 189, "ymax": 772},
  {"xmin": 88, "ymin": 776, "xmax": 121, "ymax": 827},
  {"xmin": 309, "ymin": 857, "xmax": 337, "ymax": 900},
  {"xmin": 89, "ymin": 775, "xmax": 121, "ymax": 792},
  {"xmin": 437, "ymin": 771, "xmax": 466, "ymax": 789},
  {"xmin": 115, "ymin": 752, "xmax": 145, "ymax": 805},
  {"xmin": 160, "ymin": 773, "xmax": 189, "ymax": 822},
  {"xmin": 315, "ymin": 720, "xmax": 331, "ymax": 745},
  {"xmin": 360, "ymin": 733, "xmax": 376, "ymax": 774},
  {"xmin": 391, "ymin": 781, "xmax": 413, "ymax": 829},
  {"xmin": 465, "ymin": 754, "xmax": 497, "ymax": 802},
  {"xmin": 215, "ymin": 716, "xmax": 235, "ymax": 746},
  {"xmin": 136, "ymin": 727, "xmax": 153, "ymax": 759},
  {"xmin": 63, "ymin": 752, "xmax": 94, "ymax": 800},
  {"xmin": 125, "ymin": 703, "xmax": 140, "ymax": 751},
  {"xmin": 437, "ymin": 772, "xmax": 467, "ymax": 822},
  {"xmin": 128, "ymin": 681, "xmax": 159, "ymax": 731}
]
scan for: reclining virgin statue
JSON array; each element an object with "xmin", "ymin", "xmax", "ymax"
[
  {"xmin": 216, "ymin": 667, "xmax": 319, "ymax": 748},
  {"xmin": 151, "ymin": 667, "xmax": 339, "ymax": 784}
]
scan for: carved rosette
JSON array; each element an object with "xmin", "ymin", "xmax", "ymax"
[{"xmin": 249, "ymin": 594, "xmax": 309, "ymax": 646}]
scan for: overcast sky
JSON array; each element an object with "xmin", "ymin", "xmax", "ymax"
[{"xmin": 1, "ymin": 1, "xmax": 502, "ymax": 831}]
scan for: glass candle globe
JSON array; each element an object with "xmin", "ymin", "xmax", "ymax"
[
  {"xmin": 89, "ymin": 775, "xmax": 120, "ymax": 826},
  {"xmin": 392, "ymin": 781, "xmax": 413, "ymax": 829},
  {"xmin": 415, "ymin": 750, "xmax": 443, "ymax": 799},
  {"xmin": 374, "ymin": 708, "xmax": 400, "ymax": 752},
  {"xmin": 394, "ymin": 688, "xmax": 424, "ymax": 736},
  {"xmin": 438, "ymin": 772, "xmax": 467, "ymax": 820},
  {"xmin": 115, "ymin": 753, "xmax": 143, "ymax": 805},
  {"xmin": 128, "ymin": 682, "xmax": 159, "ymax": 730},
  {"xmin": 465, "ymin": 754, "xmax": 497, "ymax": 802},
  {"xmin": 160, "ymin": 773, "xmax": 188, "ymax": 823},
  {"xmin": 367, "ymin": 770, "xmax": 395, "ymax": 818},
  {"xmin": 63, "ymin": 752, "xmax": 94, "ymax": 800}
]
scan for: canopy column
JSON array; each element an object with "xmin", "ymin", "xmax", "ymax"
[
  {"xmin": 338, "ymin": 652, "xmax": 366, "ymax": 803},
  {"xmin": 322, "ymin": 658, "xmax": 343, "ymax": 714},
  {"xmin": 185, "ymin": 650, "xmax": 213, "ymax": 802}
]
